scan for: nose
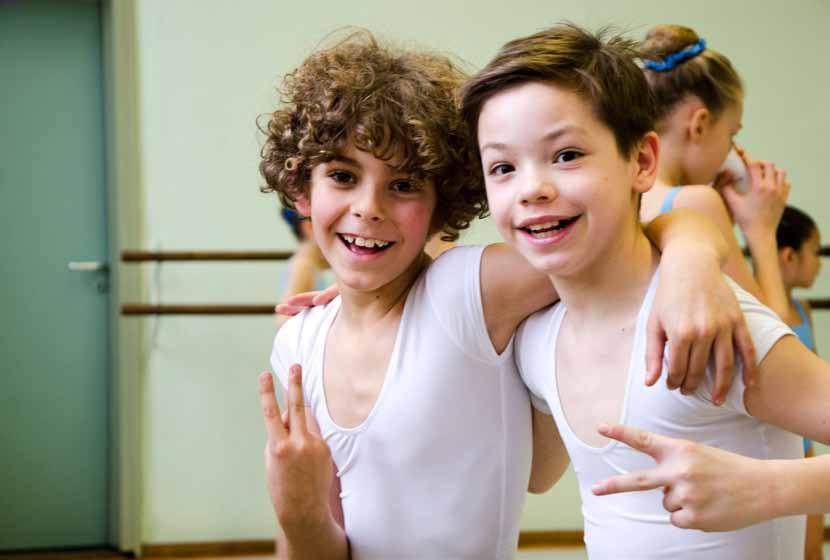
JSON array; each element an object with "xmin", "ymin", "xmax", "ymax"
[
  {"xmin": 352, "ymin": 184, "xmax": 385, "ymax": 222},
  {"xmin": 519, "ymin": 169, "xmax": 557, "ymax": 205}
]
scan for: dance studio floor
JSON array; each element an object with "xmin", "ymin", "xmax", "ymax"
[{"xmin": 6, "ymin": 544, "xmax": 830, "ymax": 559}]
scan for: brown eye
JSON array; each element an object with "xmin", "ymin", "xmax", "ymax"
[
  {"xmin": 554, "ymin": 150, "xmax": 582, "ymax": 164},
  {"xmin": 490, "ymin": 163, "xmax": 514, "ymax": 176},
  {"xmin": 391, "ymin": 180, "xmax": 419, "ymax": 193},
  {"xmin": 329, "ymin": 170, "xmax": 355, "ymax": 183}
]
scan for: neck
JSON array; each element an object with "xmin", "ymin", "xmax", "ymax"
[
  {"xmin": 656, "ymin": 135, "xmax": 689, "ymax": 186},
  {"xmin": 336, "ymin": 252, "xmax": 430, "ymax": 327},
  {"xmin": 550, "ymin": 219, "xmax": 659, "ymax": 324}
]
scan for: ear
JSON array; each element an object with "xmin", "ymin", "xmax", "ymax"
[
  {"xmin": 779, "ymin": 246, "xmax": 796, "ymax": 265},
  {"xmin": 293, "ymin": 192, "xmax": 311, "ymax": 217},
  {"xmin": 688, "ymin": 107, "xmax": 711, "ymax": 143},
  {"xmin": 631, "ymin": 132, "xmax": 660, "ymax": 195}
]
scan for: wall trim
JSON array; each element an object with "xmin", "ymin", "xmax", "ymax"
[
  {"xmin": 101, "ymin": 0, "xmax": 144, "ymax": 554},
  {"xmin": 140, "ymin": 528, "xmax": 830, "ymax": 556}
]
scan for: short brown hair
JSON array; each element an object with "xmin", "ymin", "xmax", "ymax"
[
  {"xmin": 460, "ymin": 23, "xmax": 657, "ymax": 159},
  {"xmin": 259, "ymin": 30, "xmax": 486, "ymax": 241},
  {"xmin": 640, "ymin": 25, "xmax": 743, "ymax": 128}
]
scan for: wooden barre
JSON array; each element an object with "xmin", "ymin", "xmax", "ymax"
[
  {"xmin": 122, "ymin": 299, "xmax": 830, "ymax": 315},
  {"xmin": 121, "ymin": 250, "xmax": 293, "ymax": 262},
  {"xmin": 121, "ymin": 304, "xmax": 276, "ymax": 315}
]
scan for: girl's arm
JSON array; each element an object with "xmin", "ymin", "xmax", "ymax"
[
  {"xmin": 715, "ymin": 149, "xmax": 791, "ymax": 319},
  {"xmin": 277, "ymin": 244, "xmax": 321, "ymax": 328},
  {"xmin": 591, "ymin": 424, "xmax": 830, "ymax": 531}
]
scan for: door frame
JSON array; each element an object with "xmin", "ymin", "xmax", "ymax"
[{"xmin": 101, "ymin": 0, "xmax": 144, "ymax": 554}]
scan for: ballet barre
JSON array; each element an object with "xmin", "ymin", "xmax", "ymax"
[{"xmin": 119, "ymin": 248, "xmax": 830, "ymax": 315}]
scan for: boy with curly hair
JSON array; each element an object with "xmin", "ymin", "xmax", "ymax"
[{"xmin": 257, "ymin": 30, "xmax": 752, "ymax": 559}]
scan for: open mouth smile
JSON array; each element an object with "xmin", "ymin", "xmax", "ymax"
[
  {"xmin": 519, "ymin": 215, "xmax": 580, "ymax": 240},
  {"xmin": 338, "ymin": 233, "xmax": 395, "ymax": 255}
]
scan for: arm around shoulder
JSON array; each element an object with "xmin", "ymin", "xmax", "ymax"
[
  {"xmin": 670, "ymin": 187, "xmax": 764, "ymax": 301},
  {"xmin": 480, "ymin": 243, "xmax": 558, "ymax": 355}
]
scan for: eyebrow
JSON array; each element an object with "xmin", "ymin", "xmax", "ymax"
[
  {"xmin": 479, "ymin": 125, "xmax": 587, "ymax": 154},
  {"xmin": 329, "ymin": 154, "xmax": 401, "ymax": 172}
]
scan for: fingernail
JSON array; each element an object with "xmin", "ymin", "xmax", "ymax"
[
  {"xmin": 598, "ymin": 423, "xmax": 610, "ymax": 433},
  {"xmin": 591, "ymin": 482, "xmax": 605, "ymax": 494},
  {"xmin": 714, "ymin": 396, "xmax": 724, "ymax": 406}
]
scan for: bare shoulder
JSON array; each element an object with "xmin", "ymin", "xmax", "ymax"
[{"xmin": 672, "ymin": 185, "xmax": 729, "ymax": 214}]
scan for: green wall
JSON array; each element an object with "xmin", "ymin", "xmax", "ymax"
[{"xmin": 126, "ymin": 0, "xmax": 830, "ymax": 544}]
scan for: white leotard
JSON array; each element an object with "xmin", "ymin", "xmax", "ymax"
[
  {"xmin": 271, "ymin": 246, "xmax": 533, "ymax": 559},
  {"xmin": 516, "ymin": 271, "xmax": 804, "ymax": 560}
]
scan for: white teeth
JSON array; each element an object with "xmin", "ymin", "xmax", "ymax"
[
  {"xmin": 342, "ymin": 235, "xmax": 390, "ymax": 249},
  {"xmin": 528, "ymin": 221, "xmax": 560, "ymax": 232}
]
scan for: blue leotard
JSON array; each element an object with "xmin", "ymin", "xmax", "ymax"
[
  {"xmin": 658, "ymin": 187, "xmax": 681, "ymax": 216},
  {"xmin": 790, "ymin": 299, "xmax": 816, "ymax": 454}
]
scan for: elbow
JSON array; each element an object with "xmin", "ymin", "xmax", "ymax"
[
  {"xmin": 527, "ymin": 459, "xmax": 570, "ymax": 494},
  {"xmin": 527, "ymin": 470, "xmax": 559, "ymax": 494},
  {"xmin": 528, "ymin": 479, "xmax": 554, "ymax": 494}
]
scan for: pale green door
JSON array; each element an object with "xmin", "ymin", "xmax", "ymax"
[{"xmin": 0, "ymin": 0, "xmax": 110, "ymax": 550}]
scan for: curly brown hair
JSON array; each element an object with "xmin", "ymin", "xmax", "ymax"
[{"xmin": 259, "ymin": 30, "xmax": 486, "ymax": 241}]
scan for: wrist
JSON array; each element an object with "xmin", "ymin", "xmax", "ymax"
[
  {"xmin": 662, "ymin": 240, "xmax": 722, "ymax": 269},
  {"xmin": 742, "ymin": 225, "xmax": 777, "ymax": 248},
  {"xmin": 278, "ymin": 503, "xmax": 333, "ymax": 536},
  {"xmin": 279, "ymin": 512, "xmax": 346, "ymax": 559},
  {"xmin": 763, "ymin": 459, "xmax": 796, "ymax": 519}
]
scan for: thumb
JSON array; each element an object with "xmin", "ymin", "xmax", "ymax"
[{"xmin": 718, "ymin": 180, "xmax": 741, "ymax": 205}]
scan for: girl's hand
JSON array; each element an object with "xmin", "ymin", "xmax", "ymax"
[
  {"xmin": 716, "ymin": 145, "xmax": 790, "ymax": 240},
  {"xmin": 276, "ymin": 284, "xmax": 340, "ymax": 316},
  {"xmin": 259, "ymin": 367, "xmax": 333, "ymax": 531},
  {"xmin": 591, "ymin": 424, "xmax": 773, "ymax": 532},
  {"xmin": 649, "ymin": 245, "xmax": 757, "ymax": 404}
]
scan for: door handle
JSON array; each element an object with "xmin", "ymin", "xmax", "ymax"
[{"xmin": 68, "ymin": 261, "xmax": 109, "ymax": 273}]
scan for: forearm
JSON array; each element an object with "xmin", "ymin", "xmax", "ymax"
[
  {"xmin": 277, "ymin": 517, "xmax": 349, "ymax": 560},
  {"xmin": 769, "ymin": 455, "xmax": 830, "ymax": 518},
  {"xmin": 743, "ymin": 228, "xmax": 790, "ymax": 319},
  {"xmin": 644, "ymin": 208, "xmax": 727, "ymax": 265}
]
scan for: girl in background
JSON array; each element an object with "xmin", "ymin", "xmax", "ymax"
[
  {"xmin": 639, "ymin": 24, "xmax": 792, "ymax": 321},
  {"xmin": 777, "ymin": 205, "xmax": 824, "ymax": 560}
]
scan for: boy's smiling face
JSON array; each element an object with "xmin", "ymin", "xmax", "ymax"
[
  {"xmin": 296, "ymin": 140, "xmax": 437, "ymax": 292},
  {"xmin": 477, "ymin": 81, "xmax": 656, "ymax": 278}
]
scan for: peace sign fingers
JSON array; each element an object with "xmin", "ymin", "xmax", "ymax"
[{"xmin": 259, "ymin": 371, "xmax": 286, "ymax": 442}]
